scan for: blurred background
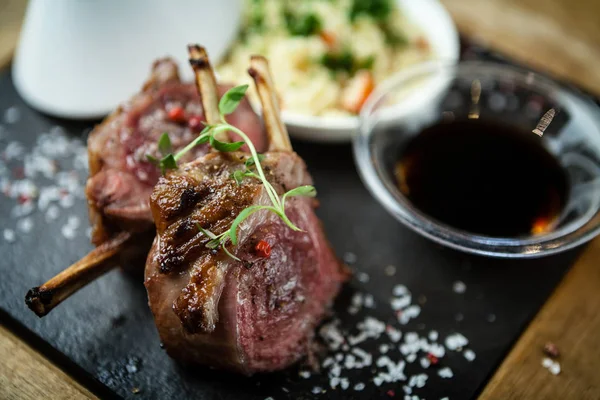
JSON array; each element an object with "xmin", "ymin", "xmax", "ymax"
[{"xmin": 2, "ymin": 0, "xmax": 600, "ymax": 95}]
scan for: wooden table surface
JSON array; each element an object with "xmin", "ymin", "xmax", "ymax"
[{"xmin": 1, "ymin": 0, "xmax": 599, "ymax": 399}]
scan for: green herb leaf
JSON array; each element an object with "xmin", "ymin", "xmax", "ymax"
[
  {"xmin": 158, "ymin": 133, "xmax": 172, "ymax": 156},
  {"xmin": 221, "ymin": 241, "xmax": 240, "ymax": 261},
  {"xmin": 196, "ymin": 223, "xmax": 218, "ymax": 240},
  {"xmin": 245, "ymin": 153, "xmax": 265, "ymax": 168},
  {"xmin": 210, "ymin": 134, "xmax": 245, "ymax": 152},
  {"xmin": 232, "ymin": 170, "xmax": 245, "ymax": 185},
  {"xmin": 229, "ymin": 205, "xmax": 271, "ymax": 245},
  {"xmin": 146, "ymin": 154, "xmax": 159, "ymax": 165},
  {"xmin": 282, "ymin": 185, "xmax": 317, "ymax": 209},
  {"xmin": 160, "ymin": 154, "xmax": 177, "ymax": 174},
  {"xmin": 218, "ymin": 85, "xmax": 249, "ymax": 116},
  {"xmin": 206, "ymin": 239, "xmax": 221, "ymax": 250}
]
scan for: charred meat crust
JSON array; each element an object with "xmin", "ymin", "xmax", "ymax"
[{"xmin": 149, "ymin": 152, "xmax": 291, "ymax": 333}]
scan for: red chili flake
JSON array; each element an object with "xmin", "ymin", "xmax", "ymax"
[
  {"xmin": 188, "ymin": 115, "xmax": 204, "ymax": 132},
  {"xmin": 387, "ymin": 389, "xmax": 395, "ymax": 397},
  {"xmin": 427, "ymin": 353, "xmax": 439, "ymax": 365},
  {"xmin": 167, "ymin": 106, "xmax": 186, "ymax": 122},
  {"xmin": 255, "ymin": 240, "xmax": 271, "ymax": 258},
  {"xmin": 18, "ymin": 194, "xmax": 30, "ymax": 204}
]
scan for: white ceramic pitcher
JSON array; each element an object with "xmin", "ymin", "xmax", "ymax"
[{"xmin": 12, "ymin": 0, "xmax": 241, "ymax": 119}]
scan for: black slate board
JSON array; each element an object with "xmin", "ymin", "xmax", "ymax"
[{"xmin": 0, "ymin": 44, "xmax": 588, "ymax": 400}]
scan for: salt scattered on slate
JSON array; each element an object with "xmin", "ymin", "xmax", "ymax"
[
  {"xmin": 0, "ymin": 124, "xmax": 89, "ymax": 244},
  {"xmin": 452, "ymin": 281, "xmax": 467, "ymax": 294},
  {"xmin": 438, "ymin": 367, "xmax": 454, "ymax": 378},
  {"xmin": 463, "ymin": 349, "xmax": 476, "ymax": 361},
  {"xmin": 445, "ymin": 333, "xmax": 469, "ymax": 350},
  {"xmin": 3, "ymin": 228, "xmax": 15, "ymax": 243}
]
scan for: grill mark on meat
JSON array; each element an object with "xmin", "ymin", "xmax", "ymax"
[
  {"xmin": 152, "ymin": 155, "xmax": 262, "ymax": 276},
  {"xmin": 150, "ymin": 153, "xmax": 282, "ymax": 330}
]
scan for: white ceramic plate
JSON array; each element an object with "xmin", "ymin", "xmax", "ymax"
[{"xmin": 282, "ymin": 0, "xmax": 460, "ymax": 143}]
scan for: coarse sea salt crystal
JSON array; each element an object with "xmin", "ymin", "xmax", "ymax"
[
  {"xmin": 353, "ymin": 382, "xmax": 365, "ymax": 391},
  {"xmin": 329, "ymin": 377, "xmax": 340, "ymax": 389},
  {"xmin": 387, "ymin": 326, "xmax": 402, "ymax": 343},
  {"xmin": 428, "ymin": 343, "xmax": 446, "ymax": 358},
  {"xmin": 385, "ymin": 265, "xmax": 396, "ymax": 276},
  {"xmin": 67, "ymin": 215, "xmax": 80, "ymax": 228},
  {"xmin": 393, "ymin": 284, "xmax": 409, "ymax": 296},
  {"xmin": 340, "ymin": 378, "xmax": 349, "ymax": 390},
  {"xmin": 3, "ymin": 228, "xmax": 16, "ymax": 243},
  {"xmin": 4, "ymin": 141, "xmax": 24, "ymax": 160},
  {"xmin": 541, "ymin": 358, "xmax": 554, "ymax": 368},
  {"xmin": 428, "ymin": 330, "xmax": 439, "ymax": 341},
  {"xmin": 420, "ymin": 357, "xmax": 431, "ymax": 369},
  {"xmin": 445, "ymin": 333, "xmax": 469, "ymax": 350},
  {"xmin": 391, "ymin": 294, "xmax": 412, "ymax": 310},
  {"xmin": 379, "ymin": 344, "xmax": 390, "ymax": 354},
  {"xmin": 399, "ymin": 305, "xmax": 421, "ymax": 325},
  {"xmin": 4, "ymin": 107, "xmax": 21, "ymax": 124},
  {"xmin": 357, "ymin": 271, "xmax": 370, "ymax": 283},
  {"xmin": 438, "ymin": 367, "xmax": 454, "ymax": 379},
  {"xmin": 45, "ymin": 205, "xmax": 60, "ymax": 222},
  {"xmin": 351, "ymin": 293, "xmax": 363, "ymax": 307},
  {"xmin": 343, "ymin": 252, "xmax": 357, "ymax": 264},
  {"xmin": 364, "ymin": 294, "xmax": 375, "ymax": 308},
  {"xmin": 17, "ymin": 217, "xmax": 34, "ymax": 233},
  {"xmin": 61, "ymin": 224, "xmax": 77, "ymax": 240},
  {"xmin": 406, "ymin": 353, "xmax": 417, "ymax": 363},
  {"xmin": 549, "ymin": 362, "xmax": 561, "ymax": 375},
  {"xmin": 452, "ymin": 281, "xmax": 466, "ymax": 293},
  {"xmin": 441, "ymin": 397, "xmax": 450, "ymax": 400},
  {"xmin": 311, "ymin": 386, "xmax": 322, "ymax": 394},
  {"xmin": 299, "ymin": 371, "xmax": 311, "ymax": 379},
  {"xmin": 403, "ymin": 385, "xmax": 412, "ymax": 394},
  {"xmin": 463, "ymin": 349, "xmax": 476, "ymax": 361}
]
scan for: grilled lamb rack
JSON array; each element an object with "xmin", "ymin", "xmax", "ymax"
[
  {"xmin": 145, "ymin": 53, "xmax": 347, "ymax": 373},
  {"xmin": 26, "ymin": 51, "xmax": 265, "ymax": 316}
]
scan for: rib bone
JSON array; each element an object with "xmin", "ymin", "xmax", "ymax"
[
  {"xmin": 25, "ymin": 232, "xmax": 133, "ymax": 317},
  {"xmin": 248, "ymin": 56, "xmax": 292, "ymax": 152},
  {"xmin": 188, "ymin": 44, "xmax": 224, "ymax": 140}
]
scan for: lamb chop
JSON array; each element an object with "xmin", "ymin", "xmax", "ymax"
[
  {"xmin": 26, "ymin": 50, "xmax": 265, "ymax": 316},
  {"xmin": 145, "ymin": 53, "xmax": 347, "ymax": 373}
]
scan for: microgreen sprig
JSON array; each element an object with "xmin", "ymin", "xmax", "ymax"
[{"xmin": 148, "ymin": 85, "xmax": 316, "ymax": 260}]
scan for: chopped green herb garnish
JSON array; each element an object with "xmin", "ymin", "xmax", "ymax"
[
  {"xmin": 320, "ymin": 49, "xmax": 355, "ymax": 73},
  {"xmin": 349, "ymin": 0, "xmax": 393, "ymax": 22},
  {"xmin": 320, "ymin": 50, "xmax": 375, "ymax": 74},
  {"xmin": 284, "ymin": 11, "xmax": 322, "ymax": 36},
  {"xmin": 148, "ymin": 85, "xmax": 317, "ymax": 261}
]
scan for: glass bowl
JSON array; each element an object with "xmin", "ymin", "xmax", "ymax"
[{"xmin": 353, "ymin": 60, "xmax": 600, "ymax": 258}]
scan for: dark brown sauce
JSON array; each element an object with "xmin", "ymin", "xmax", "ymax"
[{"xmin": 395, "ymin": 118, "xmax": 569, "ymax": 237}]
